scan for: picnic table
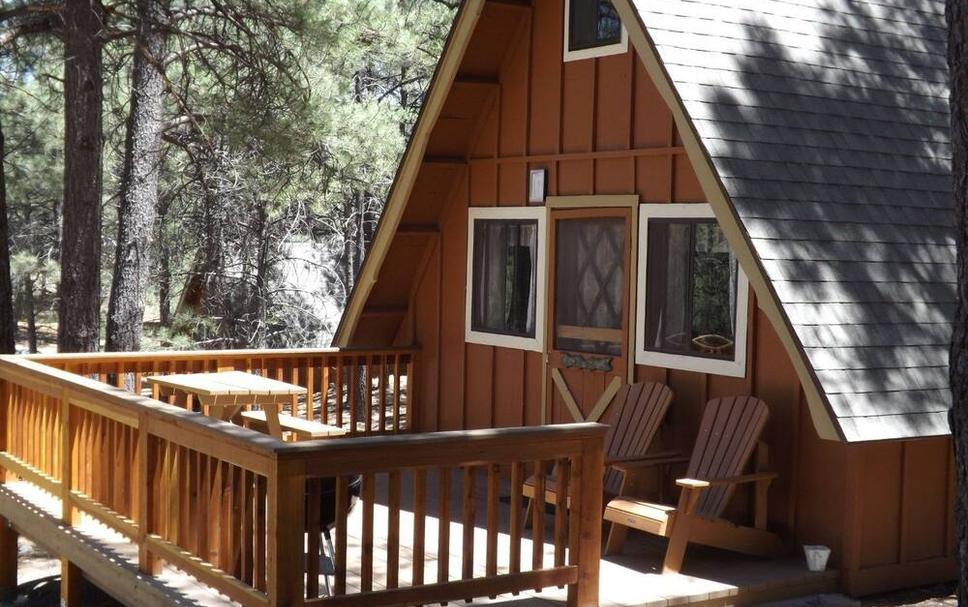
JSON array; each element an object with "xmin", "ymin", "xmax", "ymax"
[{"xmin": 144, "ymin": 370, "xmax": 344, "ymax": 440}]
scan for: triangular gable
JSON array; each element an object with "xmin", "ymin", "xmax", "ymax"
[{"xmin": 336, "ymin": 0, "xmax": 954, "ymax": 442}]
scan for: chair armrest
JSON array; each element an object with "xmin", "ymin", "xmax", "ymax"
[
  {"xmin": 704, "ymin": 472, "xmax": 778, "ymax": 486},
  {"xmin": 675, "ymin": 478, "xmax": 710, "ymax": 490},
  {"xmin": 609, "ymin": 453, "xmax": 690, "ymax": 471}
]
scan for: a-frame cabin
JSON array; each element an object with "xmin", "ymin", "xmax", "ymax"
[{"xmin": 335, "ymin": 0, "xmax": 956, "ymax": 596}]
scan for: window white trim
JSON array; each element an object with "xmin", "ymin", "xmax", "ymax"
[
  {"xmin": 635, "ymin": 204, "xmax": 750, "ymax": 377},
  {"xmin": 465, "ymin": 206, "xmax": 547, "ymax": 352},
  {"xmin": 563, "ymin": 0, "xmax": 628, "ymax": 62}
]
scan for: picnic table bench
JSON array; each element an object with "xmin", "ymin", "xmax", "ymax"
[{"xmin": 144, "ymin": 370, "xmax": 340, "ymax": 440}]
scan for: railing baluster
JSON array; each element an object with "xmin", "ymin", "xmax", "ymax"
[
  {"xmin": 306, "ymin": 478, "xmax": 321, "ymax": 597},
  {"xmin": 392, "ymin": 355, "xmax": 401, "ymax": 433},
  {"xmin": 554, "ymin": 459, "xmax": 570, "ymax": 568},
  {"xmin": 255, "ymin": 474, "xmax": 267, "ymax": 592},
  {"xmin": 387, "ymin": 470, "xmax": 401, "ymax": 589},
  {"xmin": 321, "ymin": 362, "xmax": 330, "ymax": 426},
  {"xmin": 462, "ymin": 466, "xmax": 475, "ymax": 581},
  {"xmin": 361, "ymin": 471, "xmax": 375, "ymax": 592},
  {"xmin": 334, "ymin": 475, "xmax": 348, "ymax": 595},
  {"xmin": 510, "ymin": 461, "xmax": 523, "ymax": 576},
  {"xmin": 532, "ymin": 460, "xmax": 545, "ymax": 574},
  {"xmin": 335, "ymin": 360, "xmax": 344, "ymax": 429},
  {"xmin": 378, "ymin": 355, "xmax": 387, "ymax": 433},
  {"xmin": 349, "ymin": 361, "xmax": 358, "ymax": 434},
  {"xmin": 363, "ymin": 356, "xmax": 372, "ymax": 436},
  {"xmin": 437, "ymin": 467, "xmax": 451, "ymax": 587},
  {"xmin": 305, "ymin": 357, "xmax": 315, "ymax": 421},
  {"xmin": 486, "ymin": 464, "xmax": 499, "ymax": 580},
  {"xmin": 413, "ymin": 468, "xmax": 427, "ymax": 587}
]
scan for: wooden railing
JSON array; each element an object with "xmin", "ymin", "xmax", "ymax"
[
  {"xmin": 30, "ymin": 347, "xmax": 418, "ymax": 436},
  {"xmin": 0, "ymin": 354, "xmax": 605, "ymax": 607}
]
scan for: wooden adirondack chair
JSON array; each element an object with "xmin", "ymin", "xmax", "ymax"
[
  {"xmin": 523, "ymin": 381, "xmax": 674, "ymax": 518},
  {"xmin": 603, "ymin": 396, "xmax": 782, "ymax": 574}
]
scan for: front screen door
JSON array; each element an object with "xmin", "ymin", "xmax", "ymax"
[{"xmin": 546, "ymin": 207, "xmax": 632, "ymax": 422}]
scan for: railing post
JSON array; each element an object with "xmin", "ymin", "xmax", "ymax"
[
  {"xmin": 267, "ymin": 457, "xmax": 305, "ymax": 607},
  {"xmin": 568, "ymin": 432, "xmax": 604, "ymax": 607},
  {"xmin": 60, "ymin": 390, "xmax": 83, "ymax": 606},
  {"xmin": 407, "ymin": 352, "xmax": 418, "ymax": 432},
  {"xmin": 138, "ymin": 412, "xmax": 160, "ymax": 575},
  {"xmin": 0, "ymin": 377, "xmax": 16, "ymax": 593}
]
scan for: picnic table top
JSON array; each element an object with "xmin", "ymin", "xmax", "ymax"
[{"xmin": 143, "ymin": 370, "xmax": 307, "ymax": 398}]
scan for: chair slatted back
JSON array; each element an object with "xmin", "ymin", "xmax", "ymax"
[
  {"xmin": 686, "ymin": 396, "xmax": 769, "ymax": 520},
  {"xmin": 602, "ymin": 381, "xmax": 674, "ymax": 495}
]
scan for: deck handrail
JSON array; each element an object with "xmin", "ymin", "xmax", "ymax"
[
  {"xmin": 30, "ymin": 347, "xmax": 420, "ymax": 436},
  {"xmin": 0, "ymin": 354, "xmax": 605, "ymax": 607},
  {"xmin": 24, "ymin": 345, "xmax": 418, "ymax": 364}
]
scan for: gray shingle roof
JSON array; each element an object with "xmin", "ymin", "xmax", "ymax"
[{"xmin": 631, "ymin": 0, "xmax": 955, "ymax": 441}]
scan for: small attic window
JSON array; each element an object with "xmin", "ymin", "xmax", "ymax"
[
  {"xmin": 636, "ymin": 204, "xmax": 750, "ymax": 377},
  {"xmin": 564, "ymin": 0, "xmax": 628, "ymax": 62},
  {"xmin": 465, "ymin": 207, "xmax": 547, "ymax": 352}
]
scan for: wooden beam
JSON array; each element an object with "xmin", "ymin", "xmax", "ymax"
[
  {"xmin": 422, "ymin": 156, "xmax": 467, "ymax": 166},
  {"xmin": 469, "ymin": 145, "xmax": 686, "ymax": 166},
  {"xmin": 361, "ymin": 306, "xmax": 408, "ymax": 318},
  {"xmin": 396, "ymin": 224, "xmax": 440, "ymax": 236},
  {"xmin": 486, "ymin": 0, "xmax": 532, "ymax": 9},
  {"xmin": 453, "ymin": 75, "xmax": 500, "ymax": 87}
]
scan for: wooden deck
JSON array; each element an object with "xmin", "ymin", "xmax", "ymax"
[{"xmin": 5, "ymin": 472, "xmax": 836, "ymax": 607}]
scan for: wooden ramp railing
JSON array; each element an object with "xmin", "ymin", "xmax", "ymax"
[
  {"xmin": 30, "ymin": 347, "xmax": 418, "ymax": 435},
  {"xmin": 0, "ymin": 354, "xmax": 605, "ymax": 607}
]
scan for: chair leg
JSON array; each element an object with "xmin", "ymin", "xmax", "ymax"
[
  {"xmin": 523, "ymin": 497, "xmax": 533, "ymax": 529},
  {"xmin": 662, "ymin": 515, "xmax": 692, "ymax": 575},
  {"xmin": 604, "ymin": 521, "xmax": 628, "ymax": 556}
]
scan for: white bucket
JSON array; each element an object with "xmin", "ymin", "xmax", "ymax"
[{"xmin": 803, "ymin": 544, "xmax": 831, "ymax": 572}]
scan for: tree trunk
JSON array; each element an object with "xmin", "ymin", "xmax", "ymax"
[
  {"xmin": 0, "ymin": 119, "xmax": 15, "ymax": 354},
  {"xmin": 23, "ymin": 274, "xmax": 36, "ymax": 354},
  {"xmin": 106, "ymin": 0, "xmax": 168, "ymax": 352},
  {"xmin": 947, "ymin": 1, "xmax": 968, "ymax": 604},
  {"xmin": 158, "ymin": 193, "xmax": 171, "ymax": 327},
  {"xmin": 58, "ymin": 0, "xmax": 104, "ymax": 352}
]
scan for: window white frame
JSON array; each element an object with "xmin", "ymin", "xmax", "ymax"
[
  {"xmin": 465, "ymin": 206, "xmax": 548, "ymax": 352},
  {"xmin": 563, "ymin": 0, "xmax": 628, "ymax": 62},
  {"xmin": 635, "ymin": 204, "xmax": 750, "ymax": 377}
]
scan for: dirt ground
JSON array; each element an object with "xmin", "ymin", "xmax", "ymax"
[{"xmin": 861, "ymin": 584, "xmax": 956, "ymax": 607}]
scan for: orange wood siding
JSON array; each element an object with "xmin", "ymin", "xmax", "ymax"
[{"xmin": 350, "ymin": 0, "xmax": 955, "ymax": 595}]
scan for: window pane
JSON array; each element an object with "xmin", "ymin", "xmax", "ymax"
[
  {"xmin": 554, "ymin": 217, "xmax": 625, "ymax": 356},
  {"xmin": 644, "ymin": 219, "xmax": 738, "ymax": 360},
  {"xmin": 569, "ymin": 0, "xmax": 622, "ymax": 51},
  {"xmin": 471, "ymin": 219, "xmax": 538, "ymax": 338}
]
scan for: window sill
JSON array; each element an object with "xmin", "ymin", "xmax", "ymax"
[
  {"xmin": 636, "ymin": 349, "xmax": 747, "ymax": 378},
  {"xmin": 465, "ymin": 329, "xmax": 543, "ymax": 353}
]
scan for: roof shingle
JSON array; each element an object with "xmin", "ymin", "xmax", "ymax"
[{"xmin": 633, "ymin": 0, "xmax": 955, "ymax": 441}]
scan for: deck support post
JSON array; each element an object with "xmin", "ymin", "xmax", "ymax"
[
  {"xmin": 60, "ymin": 558, "xmax": 83, "ymax": 606},
  {"xmin": 267, "ymin": 457, "xmax": 305, "ymax": 607},
  {"xmin": 568, "ymin": 433, "xmax": 604, "ymax": 607},
  {"xmin": 0, "ymin": 515, "xmax": 17, "ymax": 591}
]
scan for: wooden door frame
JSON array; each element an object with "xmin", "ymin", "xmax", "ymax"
[{"xmin": 541, "ymin": 196, "xmax": 639, "ymax": 424}]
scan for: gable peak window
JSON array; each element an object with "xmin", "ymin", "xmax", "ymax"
[
  {"xmin": 564, "ymin": 0, "xmax": 627, "ymax": 61},
  {"xmin": 636, "ymin": 204, "xmax": 750, "ymax": 377},
  {"xmin": 465, "ymin": 207, "xmax": 547, "ymax": 352}
]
